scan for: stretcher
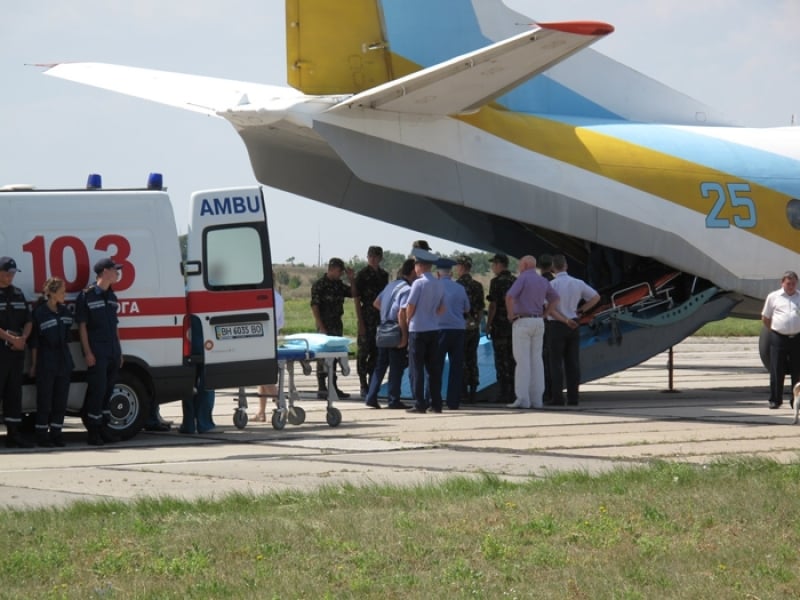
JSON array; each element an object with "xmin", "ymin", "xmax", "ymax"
[{"xmin": 232, "ymin": 334, "xmax": 351, "ymax": 430}]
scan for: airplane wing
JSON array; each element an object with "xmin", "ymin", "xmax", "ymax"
[
  {"xmin": 42, "ymin": 62, "xmax": 300, "ymax": 116},
  {"xmin": 329, "ymin": 21, "xmax": 613, "ymax": 116}
]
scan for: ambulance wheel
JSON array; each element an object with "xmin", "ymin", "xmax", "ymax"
[
  {"xmin": 233, "ymin": 409, "xmax": 248, "ymax": 429},
  {"xmin": 106, "ymin": 371, "xmax": 150, "ymax": 440},
  {"xmin": 326, "ymin": 407, "xmax": 342, "ymax": 427},
  {"xmin": 301, "ymin": 361, "xmax": 312, "ymax": 376},
  {"xmin": 288, "ymin": 406, "xmax": 306, "ymax": 426},
  {"xmin": 271, "ymin": 410, "xmax": 287, "ymax": 430}
]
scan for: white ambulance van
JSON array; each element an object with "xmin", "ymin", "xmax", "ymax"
[{"xmin": 0, "ymin": 175, "xmax": 278, "ymax": 439}]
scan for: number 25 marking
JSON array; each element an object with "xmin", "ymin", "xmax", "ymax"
[{"xmin": 701, "ymin": 182, "xmax": 756, "ymax": 229}]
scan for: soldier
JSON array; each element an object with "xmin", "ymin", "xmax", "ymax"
[
  {"xmin": 310, "ymin": 257, "xmax": 355, "ymax": 399},
  {"xmin": 455, "ymin": 255, "xmax": 485, "ymax": 403},
  {"xmin": 486, "ymin": 253, "xmax": 516, "ymax": 403},
  {"xmin": 353, "ymin": 246, "xmax": 389, "ymax": 397},
  {"xmin": 0, "ymin": 257, "xmax": 33, "ymax": 448}
]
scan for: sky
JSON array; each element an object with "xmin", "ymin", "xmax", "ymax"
[{"xmin": 3, "ymin": 1, "xmax": 799, "ymax": 266}]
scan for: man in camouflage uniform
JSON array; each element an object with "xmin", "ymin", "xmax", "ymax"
[
  {"xmin": 311, "ymin": 257, "xmax": 354, "ymax": 398},
  {"xmin": 486, "ymin": 253, "xmax": 516, "ymax": 403},
  {"xmin": 455, "ymin": 255, "xmax": 485, "ymax": 403},
  {"xmin": 354, "ymin": 246, "xmax": 389, "ymax": 397}
]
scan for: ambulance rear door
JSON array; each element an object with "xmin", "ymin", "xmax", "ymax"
[{"xmin": 184, "ymin": 186, "xmax": 278, "ymax": 389}]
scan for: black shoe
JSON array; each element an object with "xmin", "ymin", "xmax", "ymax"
[
  {"xmin": 769, "ymin": 401, "xmax": 783, "ymax": 410},
  {"xmin": 36, "ymin": 434, "xmax": 54, "ymax": 448},
  {"xmin": 360, "ymin": 386, "xmax": 369, "ymax": 398},
  {"xmin": 51, "ymin": 434, "xmax": 66, "ymax": 447},
  {"xmin": 406, "ymin": 407, "xmax": 427, "ymax": 414},
  {"xmin": 567, "ymin": 400, "xmax": 579, "ymax": 406},
  {"xmin": 335, "ymin": 388, "xmax": 350, "ymax": 399},
  {"xmin": 388, "ymin": 402, "xmax": 409, "ymax": 409},
  {"xmin": 5, "ymin": 435, "xmax": 34, "ymax": 449},
  {"xmin": 100, "ymin": 428, "xmax": 121, "ymax": 443},
  {"xmin": 87, "ymin": 431, "xmax": 104, "ymax": 446},
  {"xmin": 365, "ymin": 401, "xmax": 381, "ymax": 409},
  {"xmin": 145, "ymin": 422, "xmax": 171, "ymax": 432},
  {"xmin": 431, "ymin": 407, "xmax": 443, "ymax": 413}
]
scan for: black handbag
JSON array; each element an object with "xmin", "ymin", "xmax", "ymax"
[{"xmin": 376, "ymin": 321, "xmax": 402, "ymax": 348}]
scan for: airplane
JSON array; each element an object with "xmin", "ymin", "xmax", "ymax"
[{"xmin": 41, "ymin": 0, "xmax": 800, "ymax": 383}]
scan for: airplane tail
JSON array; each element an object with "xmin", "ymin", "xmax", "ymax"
[{"xmin": 286, "ymin": 0, "xmax": 733, "ymax": 126}]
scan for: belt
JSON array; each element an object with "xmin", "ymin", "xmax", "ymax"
[
  {"xmin": 773, "ymin": 330, "xmax": 799, "ymax": 339},
  {"xmin": 514, "ymin": 314, "xmax": 542, "ymax": 320}
]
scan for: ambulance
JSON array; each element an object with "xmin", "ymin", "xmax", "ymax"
[{"xmin": 0, "ymin": 174, "xmax": 278, "ymax": 439}]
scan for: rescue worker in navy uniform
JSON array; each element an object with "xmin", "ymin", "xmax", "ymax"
[
  {"xmin": 486, "ymin": 253, "xmax": 516, "ymax": 403},
  {"xmin": 455, "ymin": 255, "xmax": 485, "ymax": 403},
  {"xmin": 28, "ymin": 277, "xmax": 74, "ymax": 447},
  {"xmin": 353, "ymin": 246, "xmax": 389, "ymax": 397},
  {"xmin": 0, "ymin": 257, "xmax": 34, "ymax": 448},
  {"xmin": 310, "ymin": 257, "xmax": 355, "ymax": 398},
  {"xmin": 76, "ymin": 257, "xmax": 123, "ymax": 446}
]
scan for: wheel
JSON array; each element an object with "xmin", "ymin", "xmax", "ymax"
[
  {"xmin": 287, "ymin": 406, "xmax": 306, "ymax": 426},
  {"xmin": 271, "ymin": 409, "xmax": 287, "ymax": 430},
  {"xmin": 233, "ymin": 409, "xmax": 248, "ymax": 429},
  {"xmin": 326, "ymin": 407, "xmax": 342, "ymax": 427},
  {"xmin": 98, "ymin": 370, "xmax": 150, "ymax": 440}
]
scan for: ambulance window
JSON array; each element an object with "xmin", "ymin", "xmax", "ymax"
[{"xmin": 205, "ymin": 226, "xmax": 265, "ymax": 289}]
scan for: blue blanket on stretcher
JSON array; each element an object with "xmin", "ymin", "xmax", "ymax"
[{"xmin": 281, "ymin": 333, "xmax": 351, "ymax": 355}]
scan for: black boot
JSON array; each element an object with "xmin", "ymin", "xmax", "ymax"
[
  {"xmin": 87, "ymin": 425, "xmax": 104, "ymax": 446},
  {"xmin": 100, "ymin": 425, "xmax": 121, "ymax": 444},
  {"xmin": 468, "ymin": 385, "xmax": 477, "ymax": 404},
  {"xmin": 36, "ymin": 429, "xmax": 53, "ymax": 448},
  {"xmin": 50, "ymin": 427, "xmax": 66, "ymax": 448},
  {"xmin": 316, "ymin": 373, "xmax": 328, "ymax": 399},
  {"xmin": 5, "ymin": 423, "xmax": 34, "ymax": 448}
]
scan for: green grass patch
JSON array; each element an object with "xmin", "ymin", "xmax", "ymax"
[{"xmin": 2, "ymin": 460, "xmax": 799, "ymax": 598}]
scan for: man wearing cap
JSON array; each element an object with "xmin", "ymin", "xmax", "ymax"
[
  {"xmin": 761, "ymin": 270, "xmax": 800, "ymax": 409},
  {"xmin": 310, "ymin": 257, "xmax": 355, "ymax": 399},
  {"xmin": 436, "ymin": 258, "xmax": 470, "ymax": 409},
  {"xmin": 486, "ymin": 253, "xmax": 516, "ymax": 403},
  {"xmin": 405, "ymin": 247, "xmax": 446, "ymax": 413},
  {"xmin": 76, "ymin": 257, "xmax": 124, "ymax": 445},
  {"xmin": 353, "ymin": 246, "xmax": 389, "ymax": 397},
  {"xmin": 0, "ymin": 257, "xmax": 34, "ymax": 448},
  {"xmin": 455, "ymin": 255, "xmax": 485, "ymax": 403},
  {"xmin": 505, "ymin": 255, "xmax": 560, "ymax": 409}
]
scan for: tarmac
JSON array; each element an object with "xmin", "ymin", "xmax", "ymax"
[{"xmin": 2, "ymin": 336, "xmax": 799, "ymax": 510}]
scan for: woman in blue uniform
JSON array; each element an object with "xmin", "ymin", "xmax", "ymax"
[{"xmin": 29, "ymin": 277, "xmax": 74, "ymax": 447}]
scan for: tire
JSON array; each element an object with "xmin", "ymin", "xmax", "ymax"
[
  {"xmin": 271, "ymin": 409, "xmax": 287, "ymax": 430},
  {"xmin": 233, "ymin": 409, "xmax": 248, "ymax": 429},
  {"xmin": 326, "ymin": 407, "xmax": 342, "ymax": 427},
  {"xmin": 106, "ymin": 370, "xmax": 150, "ymax": 440},
  {"xmin": 287, "ymin": 406, "xmax": 305, "ymax": 426}
]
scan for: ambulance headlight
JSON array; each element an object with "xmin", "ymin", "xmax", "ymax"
[
  {"xmin": 86, "ymin": 173, "xmax": 102, "ymax": 190},
  {"xmin": 147, "ymin": 172, "xmax": 163, "ymax": 190}
]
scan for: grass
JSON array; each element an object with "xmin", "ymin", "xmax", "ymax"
[{"xmin": 2, "ymin": 459, "xmax": 799, "ymax": 598}]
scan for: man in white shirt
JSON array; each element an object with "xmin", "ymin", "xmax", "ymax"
[
  {"xmin": 761, "ymin": 270, "xmax": 800, "ymax": 409},
  {"xmin": 546, "ymin": 254, "xmax": 600, "ymax": 407}
]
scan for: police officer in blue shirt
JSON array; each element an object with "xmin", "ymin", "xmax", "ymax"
[
  {"xmin": 29, "ymin": 277, "xmax": 74, "ymax": 447},
  {"xmin": 76, "ymin": 257, "xmax": 123, "ymax": 446},
  {"xmin": 0, "ymin": 256, "xmax": 34, "ymax": 448}
]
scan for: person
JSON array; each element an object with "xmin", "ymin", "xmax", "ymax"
[
  {"xmin": 76, "ymin": 257, "xmax": 124, "ymax": 446},
  {"xmin": 505, "ymin": 255, "xmax": 560, "ymax": 409},
  {"xmin": 254, "ymin": 288, "xmax": 285, "ymax": 422},
  {"xmin": 0, "ymin": 256, "xmax": 33, "ymax": 448},
  {"xmin": 538, "ymin": 254, "xmax": 555, "ymax": 281},
  {"xmin": 405, "ymin": 248, "xmax": 445, "ymax": 413},
  {"xmin": 436, "ymin": 258, "xmax": 470, "ymax": 409},
  {"xmin": 179, "ymin": 315, "xmax": 217, "ymax": 434},
  {"xmin": 28, "ymin": 277, "xmax": 74, "ymax": 447},
  {"xmin": 455, "ymin": 255, "xmax": 485, "ymax": 403},
  {"xmin": 546, "ymin": 254, "xmax": 600, "ymax": 407},
  {"xmin": 486, "ymin": 253, "xmax": 516, "ymax": 404},
  {"xmin": 363, "ymin": 258, "xmax": 416, "ymax": 409},
  {"xmin": 353, "ymin": 246, "xmax": 389, "ymax": 397},
  {"xmin": 310, "ymin": 257, "xmax": 355, "ymax": 399},
  {"xmin": 761, "ymin": 270, "xmax": 800, "ymax": 409}
]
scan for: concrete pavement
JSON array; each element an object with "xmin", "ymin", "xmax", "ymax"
[{"xmin": 2, "ymin": 336, "xmax": 798, "ymax": 509}]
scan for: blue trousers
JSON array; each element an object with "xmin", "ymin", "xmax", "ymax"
[
  {"xmin": 365, "ymin": 346, "xmax": 408, "ymax": 407},
  {"xmin": 409, "ymin": 330, "xmax": 443, "ymax": 411},
  {"xmin": 438, "ymin": 329, "xmax": 465, "ymax": 409}
]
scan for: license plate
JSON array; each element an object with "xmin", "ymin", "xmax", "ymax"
[{"xmin": 214, "ymin": 323, "xmax": 264, "ymax": 340}]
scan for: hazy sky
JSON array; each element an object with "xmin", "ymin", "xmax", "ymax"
[{"xmin": 3, "ymin": 1, "xmax": 799, "ymax": 265}]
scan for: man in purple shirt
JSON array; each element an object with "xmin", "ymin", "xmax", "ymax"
[
  {"xmin": 405, "ymin": 249, "xmax": 445, "ymax": 413},
  {"xmin": 505, "ymin": 256, "xmax": 560, "ymax": 409}
]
